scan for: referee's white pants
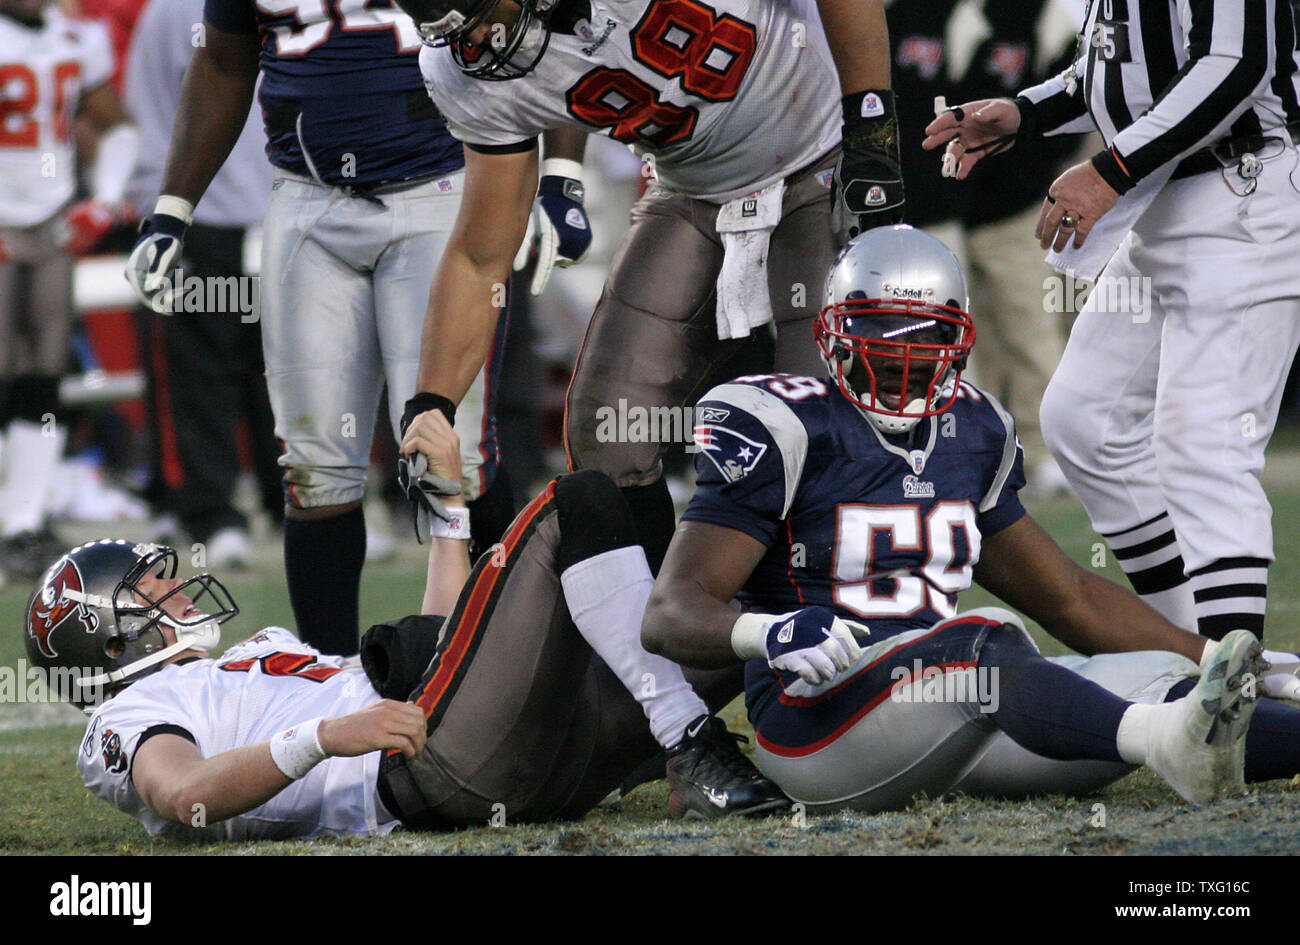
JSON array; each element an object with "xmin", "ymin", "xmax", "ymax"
[{"xmin": 1041, "ymin": 151, "xmax": 1300, "ymax": 574}]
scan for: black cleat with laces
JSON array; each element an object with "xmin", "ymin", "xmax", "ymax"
[{"xmin": 665, "ymin": 715, "xmax": 789, "ymax": 819}]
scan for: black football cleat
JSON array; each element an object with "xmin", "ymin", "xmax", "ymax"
[{"xmin": 665, "ymin": 715, "xmax": 789, "ymax": 819}]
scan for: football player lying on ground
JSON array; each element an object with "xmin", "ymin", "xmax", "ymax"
[
  {"xmin": 26, "ymin": 418, "xmax": 784, "ymax": 840},
  {"xmin": 642, "ymin": 225, "xmax": 1300, "ymax": 810}
]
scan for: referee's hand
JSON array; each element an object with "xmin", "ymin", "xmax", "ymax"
[
  {"xmin": 1036, "ymin": 160, "xmax": 1121, "ymax": 252},
  {"xmin": 922, "ymin": 98, "xmax": 1020, "ymax": 180}
]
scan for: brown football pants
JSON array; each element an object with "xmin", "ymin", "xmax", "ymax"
[
  {"xmin": 565, "ymin": 150, "xmax": 839, "ymax": 486},
  {"xmin": 377, "ymin": 473, "xmax": 741, "ymax": 828}
]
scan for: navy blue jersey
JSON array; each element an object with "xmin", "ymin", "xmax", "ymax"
[
  {"xmin": 204, "ymin": 0, "xmax": 462, "ymax": 186},
  {"xmin": 683, "ymin": 373, "xmax": 1027, "ymax": 637}
]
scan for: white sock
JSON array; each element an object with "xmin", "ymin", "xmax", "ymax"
[
  {"xmin": 0, "ymin": 421, "xmax": 62, "ymax": 536},
  {"xmin": 560, "ymin": 545, "xmax": 708, "ymax": 748},
  {"xmin": 1115, "ymin": 702, "xmax": 1159, "ymax": 765}
]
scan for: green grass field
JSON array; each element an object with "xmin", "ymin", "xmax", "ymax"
[{"xmin": 3, "ymin": 431, "xmax": 1299, "ymax": 855}]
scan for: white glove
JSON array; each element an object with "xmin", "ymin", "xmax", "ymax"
[{"xmin": 733, "ymin": 606, "xmax": 871, "ymax": 687}]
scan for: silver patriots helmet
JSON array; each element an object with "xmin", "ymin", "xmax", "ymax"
[
  {"xmin": 814, "ymin": 225, "xmax": 975, "ymax": 435},
  {"xmin": 24, "ymin": 539, "xmax": 238, "ymax": 709},
  {"xmin": 395, "ymin": 0, "xmax": 558, "ymax": 80}
]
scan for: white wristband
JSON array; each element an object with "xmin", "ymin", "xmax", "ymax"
[
  {"xmin": 154, "ymin": 195, "xmax": 195, "ymax": 225},
  {"xmin": 431, "ymin": 507, "xmax": 471, "ymax": 540},
  {"xmin": 540, "ymin": 157, "xmax": 585, "ymax": 181},
  {"xmin": 731, "ymin": 612, "xmax": 774, "ymax": 661},
  {"xmin": 269, "ymin": 717, "xmax": 327, "ymax": 780}
]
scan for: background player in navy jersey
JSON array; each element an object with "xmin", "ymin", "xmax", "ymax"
[
  {"xmin": 642, "ymin": 225, "xmax": 1300, "ymax": 810},
  {"xmin": 122, "ymin": 0, "xmax": 527, "ymax": 655}
]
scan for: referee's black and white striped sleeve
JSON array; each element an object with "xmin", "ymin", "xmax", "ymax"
[
  {"xmin": 1016, "ymin": 59, "xmax": 1096, "ymax": 137},
  {"xmin": 1107, "ymin": 0, "xmax": 1278, "ymax": 184}
]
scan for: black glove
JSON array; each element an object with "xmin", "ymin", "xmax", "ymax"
[
  {"xmin": 398, "ymin": 393, "xmax": 462, "ymax": 542},
  {"xmin": 831, "ymin": 89, "xmax": 906, "ymax": 243}
]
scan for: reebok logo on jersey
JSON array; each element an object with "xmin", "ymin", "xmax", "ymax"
[
  {"xmin": 777, "ymin": 620, "xmax": 795, "ymax": 644},
  {"xmin": 697, "ymin": 406, "xmax": 730, "ymax": 423},
  {"xmin": 860, "ymin": 93, "xmax": 885, "ymax": 118}
]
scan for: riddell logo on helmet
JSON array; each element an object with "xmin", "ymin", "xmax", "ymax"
[{"xmin": 890, "ymin": 286, "xmax": 926, "ymax": 300}]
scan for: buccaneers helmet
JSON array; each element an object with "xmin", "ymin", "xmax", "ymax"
[
  {"xmin": 395, "ymin": 0, "xmax": 559, "ymax": 79},
  {"xmin": 814, "ymin": 225, "xmax": 975, "ymax": 435},
  {"xmin": 24, "ymin": 539, "xmax": 238, "ymax": 709}
]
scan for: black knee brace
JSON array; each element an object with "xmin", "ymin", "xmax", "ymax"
[{"xmin": 553, "ymin": 469, "xmax": 640, "ymax": 573}]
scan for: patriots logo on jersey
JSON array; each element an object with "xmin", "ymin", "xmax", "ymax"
[
  {"xmin": 28, "ymin": 558, "xmax": 98, "ymax": 659},
  {"xmin": 694, "ymin": 424, "xmax": 767, "ymax": 483},
  {"xmin": 902, "ymin": 475, "xmax": 935, "ymax": 498}
]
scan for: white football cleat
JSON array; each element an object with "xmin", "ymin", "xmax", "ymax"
[{"xmin": 1144, "ymin": 629, "xmax": 1264, "ymax": 804}]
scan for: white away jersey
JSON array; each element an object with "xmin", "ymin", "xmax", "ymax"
[
  {"xmin": 77, "ymin": 627, "xmax": 396, "ymax": 841},
  {"xmin": 421, "ymin": 0, "xmax": 842, "ymax": 202},
  {"xmin": 0, "ymin": 8, "xmax": 114, "ymax": 227}
]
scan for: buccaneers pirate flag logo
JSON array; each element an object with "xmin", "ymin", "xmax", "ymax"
[{"xmin": 28, "ymin": 558, "xmax": 99, "ymax": 658}]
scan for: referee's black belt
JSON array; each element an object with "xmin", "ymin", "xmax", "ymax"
[{"xmin": 1172, "ymin": 120, "xmax": 1300, "ymax": 180}]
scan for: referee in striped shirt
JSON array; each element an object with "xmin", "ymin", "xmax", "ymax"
[{"xmin": 923, "ymin": 0, "xmax": 1300, "ymax": 651}]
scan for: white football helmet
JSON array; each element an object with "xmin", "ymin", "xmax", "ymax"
[{"xmin": 814, "ymin": 225, "xmax": 975, "ymax": 435}]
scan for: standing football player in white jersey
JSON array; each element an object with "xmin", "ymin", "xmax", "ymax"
[
  {"xmin": 0, "ymin": 0, "xmax": 137, "ymax": 584},
  {"xmin": 394, "ymin": 0, "xmax": 905, "ymax": 575}
]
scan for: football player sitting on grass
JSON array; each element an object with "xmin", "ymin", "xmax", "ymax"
[{"xmin": 642, "ymin": 226, "xmax": 1300, "ymax": 811}]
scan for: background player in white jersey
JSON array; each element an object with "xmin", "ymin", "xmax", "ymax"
[
  {"xmin": 122, "ymin": 0, "xmax": 515, "ymax": 656},
  {"xmin": 642, "ymin": 226, "xmax": 1300, "ymax": 811},
  {"xmin": 31, "ymin": 413, "xmax": 783, "ymax": 838},
  {"xmin": 924, "ymin": 0, "xmax": 1300, "ymax": 646},
  {"xmin": 0, "ymin": 0, "xmax": 137, "ymax": 582},
  {"xmin": 394, "ymin": 0, "xmax": 906, "ymax": 575}
]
